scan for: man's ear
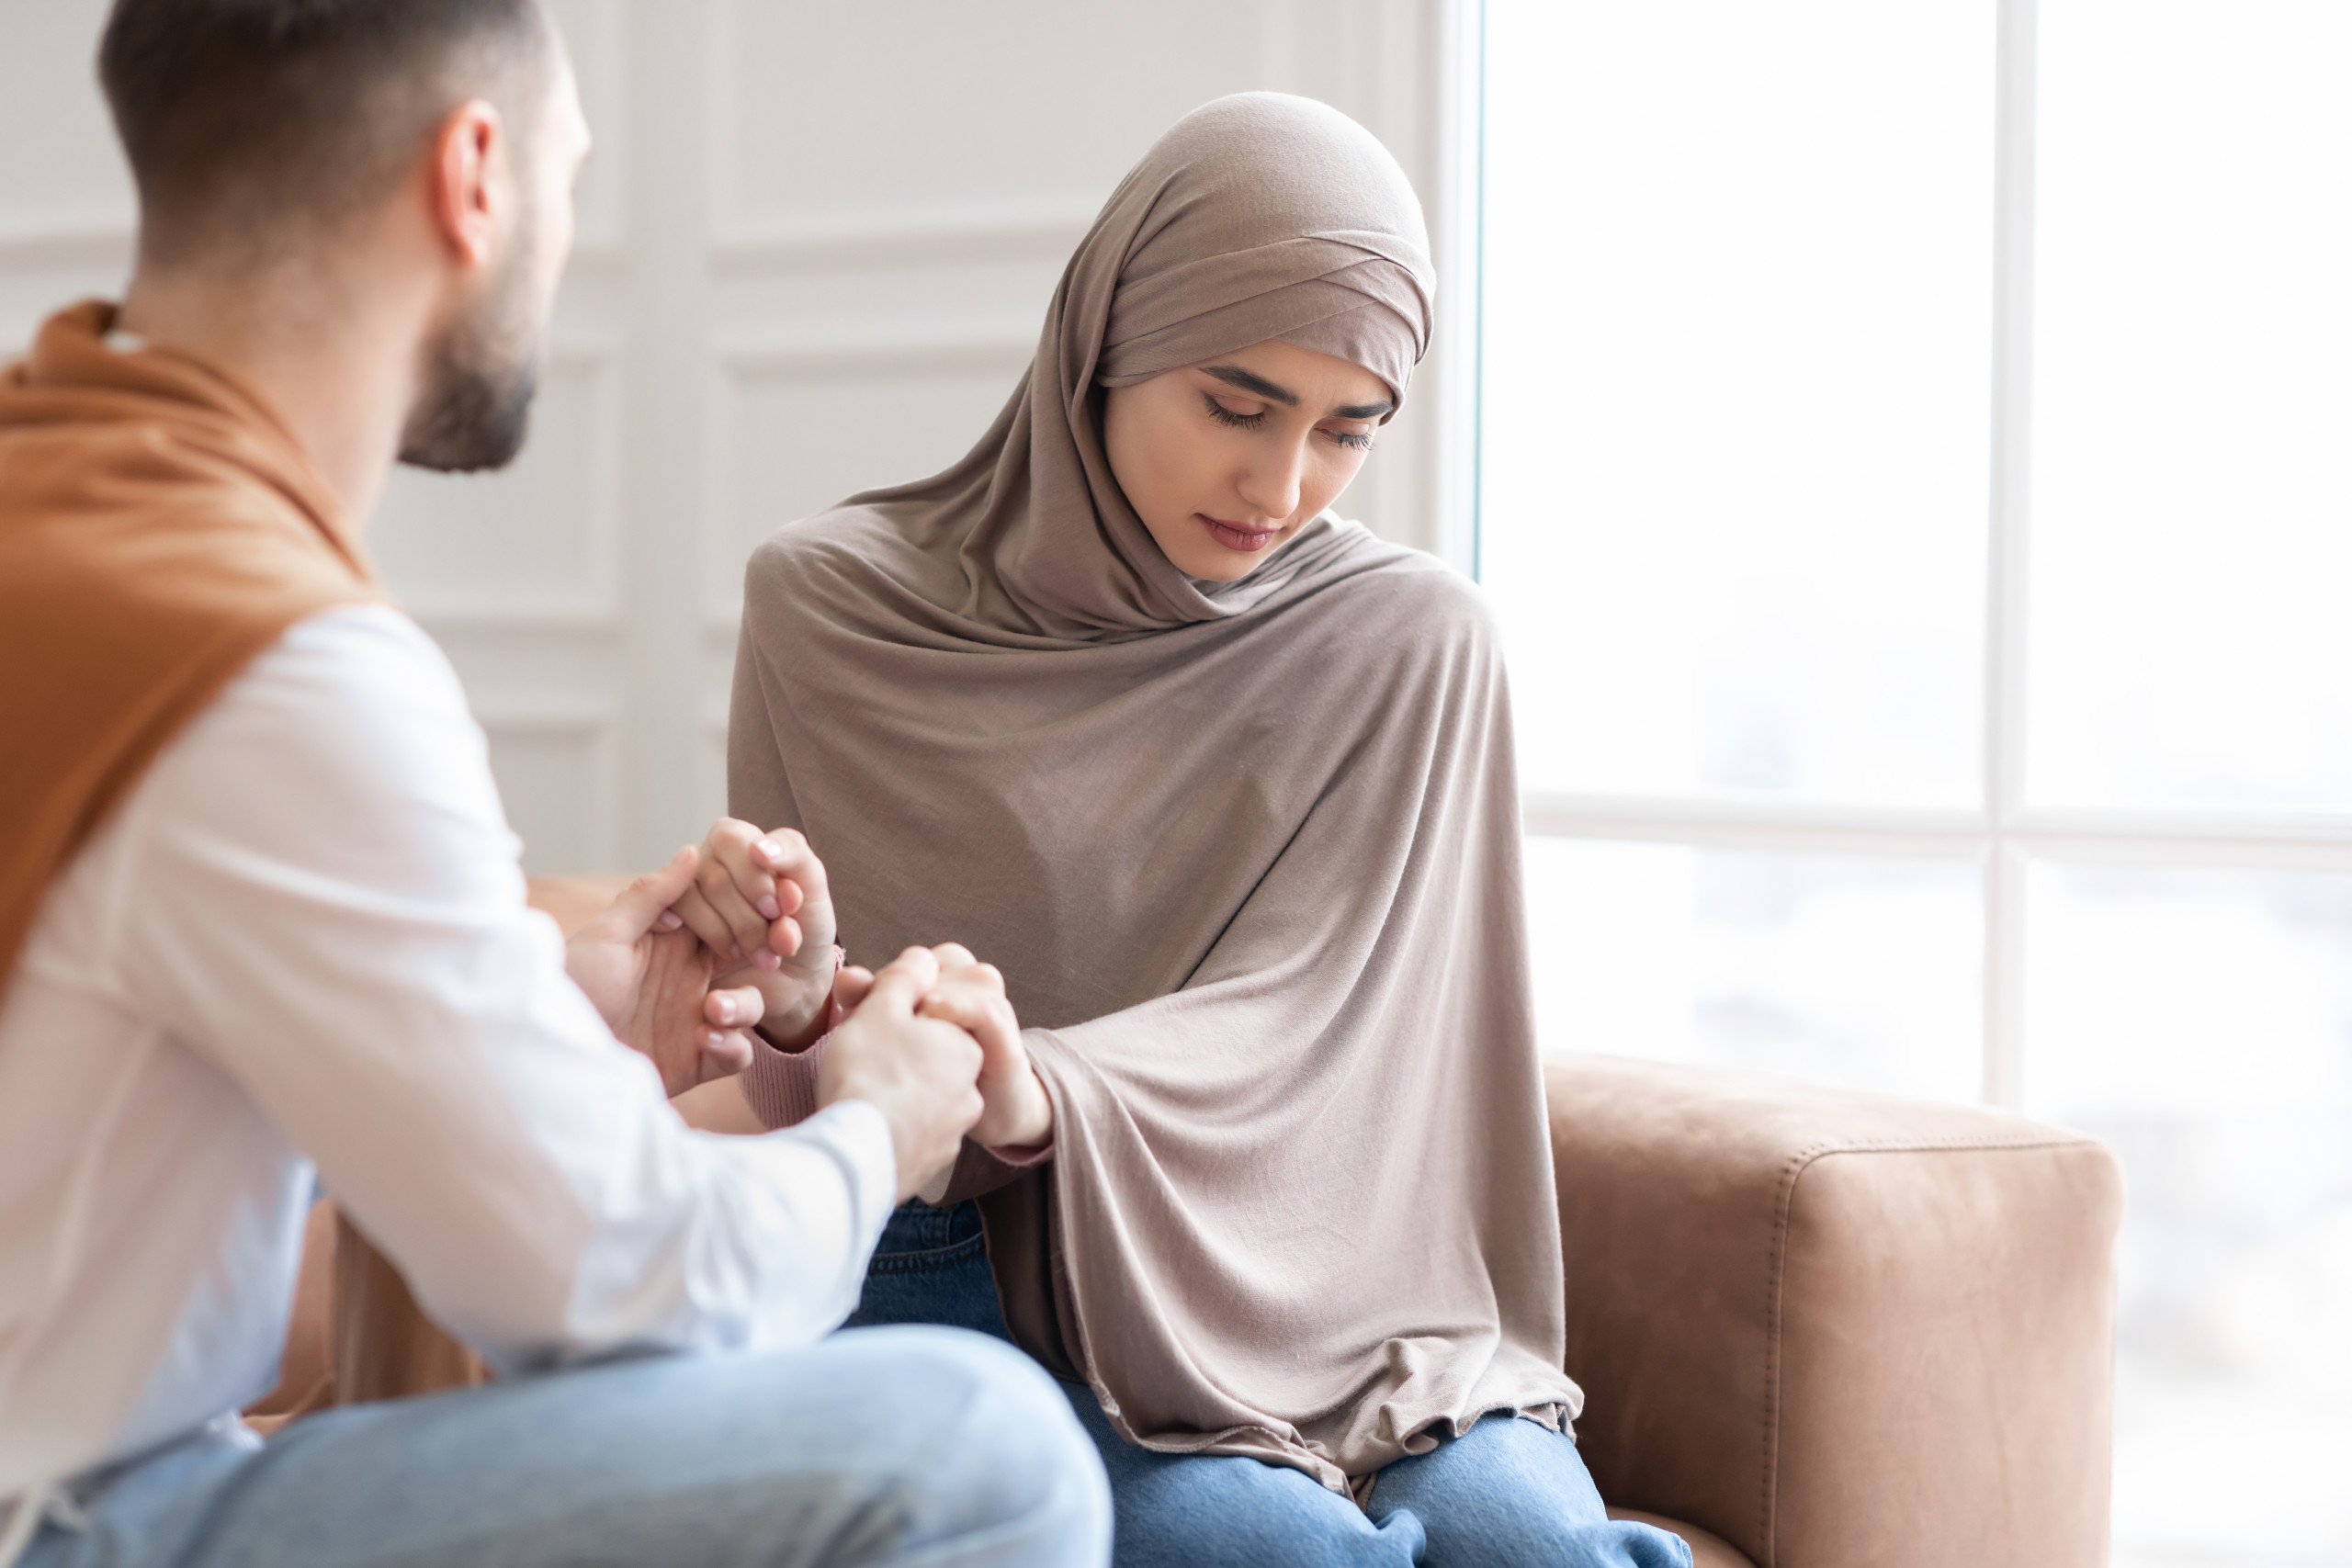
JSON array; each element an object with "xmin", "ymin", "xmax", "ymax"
[{"xmin": 426, "ymin": 100, "xmax": 504, "ymax": 267}]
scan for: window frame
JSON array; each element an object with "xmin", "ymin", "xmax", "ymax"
[{"xmin": 1465, "ymin": 0, "xmax": 2352, "ymax": 1110}]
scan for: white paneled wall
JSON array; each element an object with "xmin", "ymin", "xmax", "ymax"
[{"xmin": 0, "ymin": 1, "xmax": 1465, "ymax": 874}]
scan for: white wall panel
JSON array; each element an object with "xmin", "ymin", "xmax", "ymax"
[
  {"xmin": 0, "ymin": 0, "xmax": 132, "ymax": 235},
  {"xmin": 550, "ymin": 0, "xmax": 629, "ymax": 259},
  {"xmin": 707, "ymin": 336, "xmax": 1031, "ymax": 621},
  {"xmin": 710, "ymin": 0, "xmax": 1273, "ymax": 229},
  {"xmin": 475, "ymin": 709, "xmax": 622, "ymax": 875},
  {"xmin": 373, "ymin": 343, "xmax": 625, "ymax": 625}
]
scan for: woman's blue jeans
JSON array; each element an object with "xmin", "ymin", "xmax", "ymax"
[{"xmin": 846, "ymin": 1201, "xmax": 1693, "ymax": 1568}]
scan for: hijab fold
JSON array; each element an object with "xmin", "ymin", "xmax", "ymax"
[{"xmin": 732, "ymin": 93, "xmax": 1578, "ymax": 1491}]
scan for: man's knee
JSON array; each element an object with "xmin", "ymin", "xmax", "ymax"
[{"xmin": 840, "ymin": 1326, "xmax": 1111, "ymax": 1565}]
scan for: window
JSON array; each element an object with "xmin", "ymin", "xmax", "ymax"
[{"xmin": 1478, "ymin": 4, "xmax": 2352, "ymax": 1562}]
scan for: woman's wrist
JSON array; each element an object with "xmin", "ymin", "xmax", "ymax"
[
  {"xmin": 985, "ymin": 1066, "xmax": 1056, "ymax": 1150},
  {"xmin": 751, "ymin": 947, "xmax": 844, "ymax": 1053}
]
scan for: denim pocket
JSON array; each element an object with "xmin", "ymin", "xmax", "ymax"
[
  {"xmin": 865, "ymin": 1229, "xmax": 986, "ymax": 1275},
  {"xmin": 844, "ymin": 1201, "xmax": 1012, "ymax": 1343},
  {"xmin": 864, "ymin": 1200, "xmax": 988, "ymax": 1275}
]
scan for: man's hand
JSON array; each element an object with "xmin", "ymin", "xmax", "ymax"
[
  {"xmin": 915, "ymin": 944, "xmax": 1054, "ymax": 1150},
  {"xmin": 818, "ymin": 946, "xmax": 987, "ymax": 1204},
  {"xmin": 669, "ymin": 821, "xmax": 840, "ymax": 1052},
  {"xmin": 567, "ymin": 846, "xmax": 768, "ymax": 1098}
]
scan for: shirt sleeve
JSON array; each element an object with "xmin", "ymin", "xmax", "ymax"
[{"xmin": 102, "ymin": 605, "xmax": 899, "ymax": 1371}]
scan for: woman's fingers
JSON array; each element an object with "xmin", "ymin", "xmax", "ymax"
[
  {"xmin": 693, "ymin": 1027, "xmax": 756, "ymax": 1081},
  {"xmin": 675, "ymin": 821, "xmax": 831, "ymax": 965},
  {"xmin": 668, "ymin": 882, "xmax": 751, "ymax": 966},
  {"xmin": 918, "ymin": 981, "xmax": 1049, "ymax": 1148},
  {"xmin": 681, "ymin": 987, "xmax": 766, "ymax": 1089},
  {"xmin": 703, "ymin": 820, "xmax": 781, "ymax": 914},
  {"xmin": 691, "ymin": 848, "xmax": 777, "ymax": 967},
  {"xmin": 832, "ymin": 964, "xmax": 876, "ymax": 1013},
  {"xmin": 751, "ymin": 830, "xmax": 831, "ymax": 956},
  {"xmin": 926, "ymin": 946, "xmax": 1006, "ymax": 1000},
  {"xmin": 705, "ymin": 983, "xmax": 765, "ymax": 1032},
  {"xmin": 918, "ymin": 982, "xmax": 1021, "ymax": 1061}
]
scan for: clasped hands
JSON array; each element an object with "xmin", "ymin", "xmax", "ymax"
[{"xmin": 563, "ymin": 819, "xmax": 1053, "ymax": 1203}]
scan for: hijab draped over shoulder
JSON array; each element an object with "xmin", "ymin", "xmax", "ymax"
[{"xmin": 730, "ymin": 92, "xmax": 1578, "ymax": 1491}]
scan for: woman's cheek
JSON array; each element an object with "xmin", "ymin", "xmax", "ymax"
[{"xmin": 1304, "ymin": 457, "xmax": 1351, "ymax": 519}]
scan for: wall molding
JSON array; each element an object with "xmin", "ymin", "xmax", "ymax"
[
  {"xmin": 404, "ymin": 598, "xmax": 628, "ymax": 632},
  {"xmin": 0, "ymin": 211, "xmax": 134, "ymax": 273},
  {"xmin": 711, "ymin": 194, "xmax": 1098, "ymax": 274},
  {"xmin": 713, "ymin": 312, "xmax": 1040, "ymax": 377}
]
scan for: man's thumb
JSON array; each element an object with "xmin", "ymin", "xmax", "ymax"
[
  {"xmin": 602, "ymin": 846, "xmax": 698, "ymax": 941},
  {"xmin": 857, "ymin": 946, "xmax": 940, "ymax": 1019}
]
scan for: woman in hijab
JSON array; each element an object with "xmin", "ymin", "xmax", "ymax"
[{"xmin": 704, "ymin": 94, "xmax": 1689, "ymax": 1567}]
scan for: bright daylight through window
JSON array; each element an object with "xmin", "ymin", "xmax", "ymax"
[{"xmin": 1479, "ymin": 3, "xmax": 2352, "ymax": 1563}]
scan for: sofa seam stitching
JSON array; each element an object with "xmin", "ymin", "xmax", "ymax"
[
  {"xmin": 1758, "ymin": 1133, "xmax": 2102, "ymax": 1565},
  {"xmin": 1761, "ymin": 1139, "xmax": 1849, "ymax": 1568},
  {"xmin": 1792, "ymin": 1134, "xmax": 2100, "ymax": 1156}
]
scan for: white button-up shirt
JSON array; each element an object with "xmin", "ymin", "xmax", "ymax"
[{"xmin": 0, "ymin": 605, "xmax": 898, "ymax": 1503}]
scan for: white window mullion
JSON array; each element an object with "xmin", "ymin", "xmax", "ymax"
[
  {"xmin": 1521, "ymin": 793, "xmax": 1985, "ymax": 861},
  {"xmin": 1983, "ymin": 0, "xmax": 2041, "ymax": 1109}
]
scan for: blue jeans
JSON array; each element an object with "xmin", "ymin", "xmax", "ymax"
[
  {"xmin": 23, "ymin": 1325, "xmax": 1109, "ymax": 1568},
  {"xmin": 845, "ymin": 1201, "xmax": 1692, "ymax": 1568}
]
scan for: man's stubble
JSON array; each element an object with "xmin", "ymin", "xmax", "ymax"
[{"xmin": 396, "ymin": 194, "xmax": 546, "ymax": 475}]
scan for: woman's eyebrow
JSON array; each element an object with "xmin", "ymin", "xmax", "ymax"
[
  {"xmin": 1202, "ymin": 364, "xmax": 1299, "ymax": 405},
  {"xmin": 1334, "ymin": 398, "xmax": 1395, "ymax": 421}
]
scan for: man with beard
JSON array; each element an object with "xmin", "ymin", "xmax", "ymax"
[{"xmin": 0, "ymin": 4, "xmax": 1110, "ymax": 1567}]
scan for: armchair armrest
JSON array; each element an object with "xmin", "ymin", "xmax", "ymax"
[{"xmin": 1547, "ymin": 1055, "xmax": 2122, "ymax": 1568}]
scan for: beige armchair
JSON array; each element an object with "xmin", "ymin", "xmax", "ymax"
[{"xmin": 250, "ymin": 883, "xmax": 2123, "ymax": 1565}]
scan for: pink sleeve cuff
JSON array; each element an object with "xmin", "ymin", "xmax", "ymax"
[
  {"xmin": 741, "ymin": 1029, "xmax": 825, "ymax": 1130},
  {"xmin": 741, "ymin": 948, "xmax": 846, "ymax": 1131}
]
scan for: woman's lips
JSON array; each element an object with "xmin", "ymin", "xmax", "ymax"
[{"xmin": 1199, "ymin": 514, "xmax": 1280, "ymax": 552}]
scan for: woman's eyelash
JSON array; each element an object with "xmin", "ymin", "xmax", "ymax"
[{"xmin": 1203, "ymin": 393, "xmax": 1374, "ymax": 452}]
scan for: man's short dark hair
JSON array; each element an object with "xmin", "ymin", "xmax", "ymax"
[{"xmin": 98, "ymin": 0, "xmax": 552, "ymax": 265}]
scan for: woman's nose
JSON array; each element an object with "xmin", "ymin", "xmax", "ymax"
[{"xmin": 1236, "ymin": 438, "xmax": 1306, "ymax": 523}]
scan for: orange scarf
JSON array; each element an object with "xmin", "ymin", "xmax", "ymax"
[{"xmin": 0, "ymin": 299, "xmax": 380, "ymax": 991}]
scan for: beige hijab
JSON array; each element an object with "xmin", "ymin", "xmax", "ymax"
[{"xmin": 731, "ymin": 92, "xmax": 1577, "ymax": 1491}]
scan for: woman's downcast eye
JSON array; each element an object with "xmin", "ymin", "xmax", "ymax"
[
  {"xmin": 1200, "ymin": 392, "xmax": 1375, "ymax": 453},
  {"xmin": 1203, "ymin": 394, "xmax": 1267, "ymax": 430}
]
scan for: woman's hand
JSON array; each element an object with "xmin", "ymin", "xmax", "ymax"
[
  {"xmin": 914, "ymin": 943, "xmax": 1054, "ymax": 1150},
  {"xmin": 668, "ymin": 820, "xmax": 842, "ymax": 1052},
  {"xmin": 566, "ymin": 846, "xmax": 767, "ymax": 1097}
]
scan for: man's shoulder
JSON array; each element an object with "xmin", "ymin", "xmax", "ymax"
[
  {"xmin": 147, "ymin": 601, "xmax": 514, "ymax": 894},
  {"xmin": 241, "ymin": 603, "xmax": 461, "ymax": 708},
  {"xmin": 186, "ymin": 604, "xmax": 481, "ymax": 790}
]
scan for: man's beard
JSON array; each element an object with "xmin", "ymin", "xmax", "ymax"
[{"xmin": 398, "ymin": 238, "xmax": 544, "ymax": 474}]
